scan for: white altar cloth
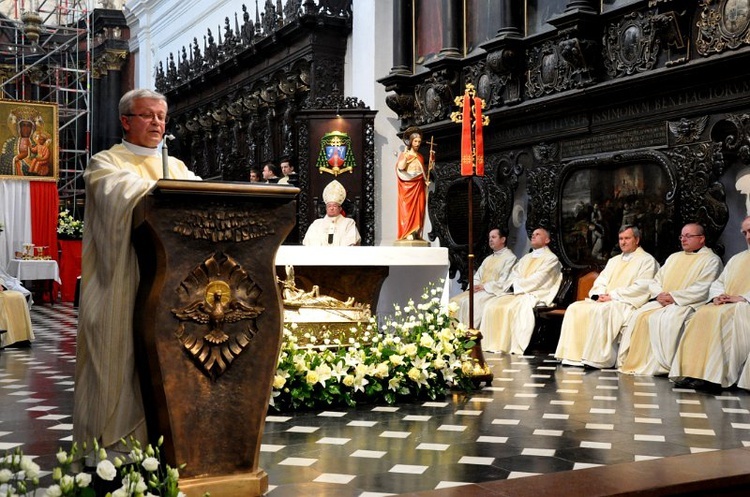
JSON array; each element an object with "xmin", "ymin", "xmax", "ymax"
[{"xmin": 7, "ymin": 259, "xmax": 61, "ymax": 284}]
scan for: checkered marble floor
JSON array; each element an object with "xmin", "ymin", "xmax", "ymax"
[{"xmin": 3, "ymin": 303, "xmax": 750, "ymax": 496}]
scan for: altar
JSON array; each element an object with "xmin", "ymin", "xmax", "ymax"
[{"xmin": 275, "ymin": 246, "xmax": 450, "ymax": 317}]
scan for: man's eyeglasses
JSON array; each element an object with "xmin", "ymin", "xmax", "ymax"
[
  {"xmin": 678, "ymin": 234, "xmax": 703, "ymax": 240},
  {"xmin": 124, "ymin": 113, "xmax": 170, "ymax": 124}
]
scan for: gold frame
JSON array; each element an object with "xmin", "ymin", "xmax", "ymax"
[{"xmin": 0, "ymin": 100, "xmax": 59, "ymax": 181}]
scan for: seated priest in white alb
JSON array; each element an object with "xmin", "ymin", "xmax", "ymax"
[
  {"xmin": 618, "ymin": 223, "xmax": 722, "ymax": 376},
  {"xmin": 479, "ymin": 227, "xmax": 562, "ymax": 354},
  {"xmin": 0, "ymin": 274, "xmax": 34, "ymax": 348},
  {"xmin": 554, "ymin": 225, "xmax": 658, "ymax": 368},
  {"xmin": 303, "ymin": 179, "xmax": 361, "ymax": 246},
  {"xmin": 670, "ymin": 216, "xmax": 750, "ymax": 391},
  {"xmin": 450, "ymin": 227, "xmax": 516, "ymax": 329}
]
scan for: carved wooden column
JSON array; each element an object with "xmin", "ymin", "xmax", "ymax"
[
  {"xmin": 389, "ymin": 0, "xmax": 413, "ymax": 75},
  {"xmin": 481, "ymin": 0, "xmax": 525, "ymax": 105},
  {"xmin": 496, "ymin": 0, "xmax": 524, "ymax": 38},
  {"xmin": 92, "ymin": 48, "xmax": 127, "ymax": 153},
  {"xmin": 439, "ymin": 0, "xmax": 462, "ymax": 58},
  {"xmin": 564, "ymin": 0, "xmax": 598, "ymax": 13},
  {"xmin": 132, "ymin": 180, "xmax": 298, "ymax": 497}
]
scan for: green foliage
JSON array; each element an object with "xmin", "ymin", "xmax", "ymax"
[{"xmin": 271, "ymin": 282, "xmax": 478, "ymax": 411}]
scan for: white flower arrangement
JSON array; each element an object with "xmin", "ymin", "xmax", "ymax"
[
  {"xmin": 1, "ymin": 437, "xmax": 194, "ymax": 497},
  {"xmin": 272, "ymin": 282, "xmax": 478, "ymax": 410},
  {"xmin": 57, "ymin": 209, "xmax": 84, "ymax": 239}
]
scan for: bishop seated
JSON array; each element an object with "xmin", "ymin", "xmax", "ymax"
[{"xmin": 303, "ymin": 179, "xmax": 361, "ymax": 247}]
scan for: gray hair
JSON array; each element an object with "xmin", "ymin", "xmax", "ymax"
[
  {"xmin": 119, "ymin": 88, "xmax": 167, "ymax": 115},
  {"xmin": 619, "ymin": 224, "xmax": 641, "ymax": 239}
]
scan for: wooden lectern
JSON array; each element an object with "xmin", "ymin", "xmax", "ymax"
[{"xmin": 132, "ymin": 180, "xmax": 298, "ymax": 497}]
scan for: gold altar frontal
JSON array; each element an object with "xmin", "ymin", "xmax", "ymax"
[
  {"xmin": 280, "ymin": 265, "xmax": 371, "ymax": 346},
  {"xmin": 284, "ymin": 309, "xmax": 371, "ymax": 347}
]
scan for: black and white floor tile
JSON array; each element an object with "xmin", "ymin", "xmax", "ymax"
[{"xmin": 2, "ymin": 303, "xmax": 750, "ymax": 496}]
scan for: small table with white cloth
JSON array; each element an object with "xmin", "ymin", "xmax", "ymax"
[{"xmin": 6, "ymin": 259, "xmax": 61, "ymax": 304}]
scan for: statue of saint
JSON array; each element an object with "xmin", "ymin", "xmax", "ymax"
[{"xmin": 395, "ymin": 126, "xmax": 433, "ymax": 241}]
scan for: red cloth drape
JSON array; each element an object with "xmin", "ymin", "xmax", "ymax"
[
  {"xmin": 474, "ymin": 97, "xmax": 485, "ymax": 177},
  {"xmin": 58, "ymin": 239, "xmax": 82, "ymax": 302},
  {"xmin": 461, "ymin": 92, "xmax": 473, "ymax": 176},
  {"xmin": 30, "ymin": 182, "xmax": 60, "ymax": 260}
]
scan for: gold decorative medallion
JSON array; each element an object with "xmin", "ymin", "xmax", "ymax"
[{"xmin": 172, "ymin": 252, "xmax": 264, "ymax": 379}]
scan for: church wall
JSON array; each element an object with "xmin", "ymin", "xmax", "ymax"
[
  {"xmin": 380, "ymin": 1, "xmax": 750, "ymax": 287},
  {"xmin": 125, "ymin": 0, "xmax": 417, "ymax": 249}
]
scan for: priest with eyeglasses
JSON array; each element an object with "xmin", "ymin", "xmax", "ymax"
[{"xmin": 73, "ymin": 89, "xmax": 200, "ymax": 453}]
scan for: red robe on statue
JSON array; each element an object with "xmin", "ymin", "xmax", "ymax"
[{"xmin": 396, "ymin": 152, "xmax": 426, "ymax": 240}]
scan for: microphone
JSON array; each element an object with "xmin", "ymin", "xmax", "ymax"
[
  {"xmin": 327, "ymin": 224, "xmax": 335, "ymax": 245},
  {"xmin": 161, "ymin": 134, "xmax": 176, "ymax": 179}
]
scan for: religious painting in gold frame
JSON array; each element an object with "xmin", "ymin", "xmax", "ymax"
[{"xmin": 0, "ymin": 101, "xmax": 59, "ymax": 181}]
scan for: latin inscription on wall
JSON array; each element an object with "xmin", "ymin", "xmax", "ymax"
[{"xmin": 561, "ymin": 124, "xmax": 666, "ymax": 158}]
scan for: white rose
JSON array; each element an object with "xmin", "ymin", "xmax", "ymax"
[
  {"xmin": 273, "ymin": 375, "xmax": 287, "ymax": 389},
  {"xmin": 75, "ymin": 472, "xmax": 92, "ymax": 488},
  {"xmin": 0, "ymin": 469, "xmax": 11, "ymax": 483},
  {"xmin": 305, "ymin": 370, "xmax": 319, "ymax": 385},
  {"xmin": 44, "ymin": 484, "xmax": 62, "ymax": 497},
  {"xmin": 142, "ymin": 457, "xmax": 160, "ymax": 472},
  {"xmin": 55, "ymin": 451, "xmax": 67, "ymax": 464},
  {"xmin": 20, "ymin": 457, "xmax": 40, "ymax": 479},
  {"xmin": 135, "ymin": 478, "xmax": 148, "ymax": 493},
  {"xmin": 112, "ymin": 488, "xmax": 128, "ymax": 497},
  {"xmin": 96, "ymin": 459, "xmax": 117, "ymax": 481},
  {"xmin": 60, "ymin": 474, "xmax": 75, "ymax": 493}
]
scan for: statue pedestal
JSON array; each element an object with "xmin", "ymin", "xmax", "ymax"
[
  {"xmin": 393, "ymin": 238, "xmax": 430, "ymax": 247},
  {"xmin": 132, "ymin": 180, "xmax": 297, "ymax": 496}
]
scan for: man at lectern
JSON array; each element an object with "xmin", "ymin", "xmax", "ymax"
[{"xmin": 73, "ymin": 89, "xmax": 200, "ymax": 452}]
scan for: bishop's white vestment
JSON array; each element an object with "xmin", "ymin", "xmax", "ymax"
[
  {"xmin": 554, "ymin": 247, "xmax": 658, "ymax": 368},
  {"xmin": 670, "ymin": 250, "xmax": 750, "ymax": 388},
  {"xmin": 618, "ymin": 247, "xmax": 722, "ymax": 376},
  {"xmin": 451, "ymin": 247, "xmax": 517, "ymax": 329},
  {"xmin": 73, "ymin": 142, "xmax": 199, "ymax": 449},
  {"xmin": 479, "ymin": 246, "xmax": 561, "ymax": 354},
  {"xmin": 302, "ymin": 214, "xmax": 360, "ymax": 246}
]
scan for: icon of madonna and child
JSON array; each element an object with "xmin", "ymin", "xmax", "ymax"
[{"xmin": 0, "ymin": 105, "xmax": 56, "ymax": 179}]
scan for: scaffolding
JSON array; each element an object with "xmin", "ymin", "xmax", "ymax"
[{"xmin": 1, "ymin": 0, "xmax": 92, "ymax": 211}]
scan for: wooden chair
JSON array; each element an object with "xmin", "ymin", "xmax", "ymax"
[{"xmin": 526, "ymin": 269, "xmax": 599, "ymax": 353}]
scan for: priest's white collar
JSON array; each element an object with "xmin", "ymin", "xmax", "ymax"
[
  {"xmin": 122, "ymin": 140, "xmax": 160, "ymax": 157},
  {"xmin": 621, "ymin": 251, "xmax": 634, "ymax": 261},
  {"xmin": 531, "ymin": 247, "xmax": 546, "ymax": 257},
  {"xmin": 492, "ymin": 247, "xmax": 508, "ymax": 255}
]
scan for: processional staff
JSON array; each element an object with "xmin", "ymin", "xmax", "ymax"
[{"xmin": 450, "ymin": 84, "xmax": 490, "ymax": 380}]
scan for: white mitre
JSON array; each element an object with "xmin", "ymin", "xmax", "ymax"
[
  {"xmin": 736, "ymin": 167, "xmax": 750, "ymax": 215},
  {"xmin": 323, "ymin": 180, "xmax": 346, "ymax": 205}
]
